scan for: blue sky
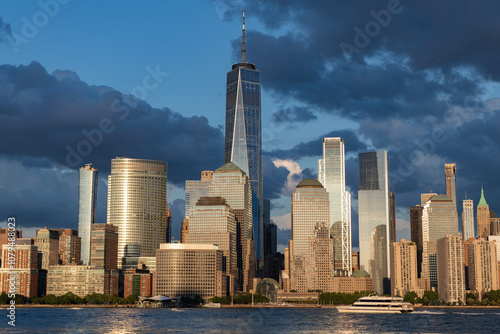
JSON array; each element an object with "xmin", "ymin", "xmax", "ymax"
[{"xmin": 2, "ymin": 0, "xmax": 500, "ymax": 251}]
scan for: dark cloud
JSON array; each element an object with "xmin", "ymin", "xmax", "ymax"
[
  {"xmin": 0, "ymin": 62, "xmax": 224, "ymax": 186},
  {"xmin": 265, "ymin": 129, "xmax": 367, "ymax": 160},
  {"xmin": 169, "ymin": 198, "xmax": 185, "ymax": 241},
  {"xmin": 276, "ymin": 227, "xmax": 291, "ymax": 248},
  {"xmin": 0, "ymin": 17, "xmax": 12, "ymax": 44},
  {"xmin": 263, "ymin": 155, "xmax": 289, "ymax": 199},
  {"xmin": 271, "ymin": 106, "xmax": 317, "ymax": 124}
]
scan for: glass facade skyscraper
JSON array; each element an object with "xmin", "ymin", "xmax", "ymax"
[
  {"xmin": 317, "ymin": 137, "xmax": 351, "ymax": 275},
  {"xmin": 78, "ymin": 164, "xmax": 98, "ymax": 265},
  {"xmin": 358, "ymin": 151, "xmax": 390, "ymax": 295},
  {"xmin": 107, "ymin": 157, "xmax": 167, "ymax": 269},
  {"xmin": 224, "ymin": 12, "xmax": 263, "ymax": 259}
]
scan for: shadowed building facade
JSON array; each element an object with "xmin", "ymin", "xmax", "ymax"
[
  {"xmin": 107, "ymin": 158, "xmax": 167, "ymax": 269},
  {"xmin": 445, "ymin": 163, "xmax": 457, "ymax": 208},
  {"xmin": 410, "ymin": 205, "xmax": 423, "ymax": 277},
  {"xmin": 358, "ymin": 151, "xmax": 390, "ymax": 295},
  {"xmin": 185, "ymin": 171, "xmax": 214, "ymax": 218}
]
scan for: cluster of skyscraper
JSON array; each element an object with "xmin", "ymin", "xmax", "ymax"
[{"xmin": 2, "ymin": 11, "xmax": 500, "ymax": 304}]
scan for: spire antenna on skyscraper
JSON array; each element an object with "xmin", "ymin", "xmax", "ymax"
[{"xmin": 242, "ymin": 8, "xmax": 246, "ymax": 63}]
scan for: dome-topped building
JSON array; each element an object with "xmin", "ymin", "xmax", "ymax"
[{"xmin": 296, "ymin": 178, "xmax": 323, "ymax": 189}]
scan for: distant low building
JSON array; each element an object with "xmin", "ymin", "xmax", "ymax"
[
  {"xmin": 47, "ymin": 265, "xmax": 118, "ymax": 297},
  {"xmin": 154, "ymin": 243, "xmax": 226, "ymax": 299},
  {"xmin": 123, "ymin": 268, "xmax": 153, "ymax": 298}
]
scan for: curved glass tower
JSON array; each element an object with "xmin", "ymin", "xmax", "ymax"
[{"xmin": 107, "ymin": 157, "xmax": 167, "ymax": 268}]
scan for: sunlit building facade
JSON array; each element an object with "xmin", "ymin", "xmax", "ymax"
[
  {"xmin": 289, "ymin": 178, "xmax": 333, "ymax": 293},
  {"xmin": 185, "ymin": 171, "xmax": 213, "ymax": 218},
  {"xmin": 78, "ymin": 163, "xmax": 98, "ymax": 265},
  {"xmin": 422, "ymin": 195, "xmax": 459, "ymax": 289},
  {"xmin": 224, "ymin": 15, "xmax": 263, "ymax": 259},
  {"xmin": 318, "ymin": 137, "xmax": 351, "ymax": 275},
  {"xmin": 437, "ymin": 234, "xmax": 465, "ymax": 304},
  {"xmin": 358, "ymin": 151, "xmax": 390, "ymax": 295},
  {"xmin": 209, "ymin": 162, "xmax": 255, "ymax": 292},
  {"xmin": 462, "ymin": 199, "xmax": 474, "ymax": 241},
  {"xmin": 391, "ymin": 239, "xmax": 420, "ymax": 297},
  {"xmin": 477, "ymin": 187, "xmax": 490, "ymax": 239},
  {"xmin": 183, "ymin": 196, "xmax": 238, "ymax": 294},
  {"xmin": 107, "ymin": 158, "xmax": 167, "ymax": 268},
  {"xmin": 467, "ymin": 238, "xmax": 499, "ymax": 299},
  {"xmin": 154, "ymin": 243, "xmax": 226, "ymax": 299}
]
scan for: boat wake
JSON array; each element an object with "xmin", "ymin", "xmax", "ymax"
[{"xmin": 412, "ymin": 310, "xmax": 446, "ymax": 315}]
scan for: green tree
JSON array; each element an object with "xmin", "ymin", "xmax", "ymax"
[
  {"xmin": 0, "ymin": 292, "xmax": 8, "ymax": 304},
  {"xmin": 404, "ymin": 291, "xmax": 418, "ymax": 304}
]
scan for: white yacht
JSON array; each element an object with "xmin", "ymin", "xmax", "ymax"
[{"xmin": 337, "ymin": 295, "xmax": 414, "ymax": 313}]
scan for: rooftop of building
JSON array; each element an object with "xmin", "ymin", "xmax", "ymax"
[
  {"xmin": 296, "ymin": 178, "xmax": 323, "ymax": 189},
  {"xmin": 478, "ymin": 187, "xmax": 488, "ymax": 207},
  {"xmin": 429, "ymin": 194, "xmax": 453, "ymax": 202},
  {"xmin": 352, "ymin": 269, "xmax": 370, "ymax": 278},
  {"xmin": 195, "ymin": 197, "xmax": 227, "ymax": 207},
  {"xmin": 215, "ymin": 162, "xmax": 246, "ymax": 174}
]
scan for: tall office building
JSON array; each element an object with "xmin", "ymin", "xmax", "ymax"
[
  {"xmin": 390, "ymin": 191, "xmax": 396, "ymax": 243},
  {"xmin": 390, "ymin": 239, "xmax": 420, "ymax": 297},
  {"xmin": 468, "ymin": 238, "xmax": 499, "ymax": 299},
  {"xmin": 422, "ymin": 195, "xmax": 459, "ymax": 289},
  {"xmin": 57, "ymin": 229, "xmax": 81, "ymax": 265},
  {"xmin": 490, "ymin": 211, "xmax": 500, "ymax": 236},
  {"xmin": 318, "ymin": 137, "xmax": 351, "ymax": 275},
  {"xmin": 462, "ymin": 199, "xmax": 474, "ymax": 241},
  {"xmin": 289, "ymin": 178, "xmax": 333, "ymax": 292},
  {"xmin": 34, "ymin": 228, "xmax": 59, "ymax": 270},
  {"xmin": 437, "ymin": 234, "xmax": 465, "ymax": 304},
  {"xmin": 358, "ymin": 151, "xmax": 390, "ymax": 295},
  {"xmin": 410, "ymin": 205, "xmax": 423, "ymax": 277},
  {"xmin": 224, "ymin": 11, "xmax": 263, "ymax": 260},
  {"xmin": 107, "ymin": 157, "xmax": 167, "ymax": 268},
  {"xmin": 78, "ymin": 164, "xmax": 98, "ymax": 265},
  {"xmin": 209, "ymin": 162, "xmax": 255, "ymax": 292},
  {"xmin": 185, "ymin": 171, "xmax": 213, "ymax": 218},
  {"xmin": 183, "ymin": 197, "xmax": 237, "ymax": 294},
  {"xmin": 477, "ymin": 187, "xmax": 490, "ymax": 239},
  {"xmin": 90, "ymin": 224, "xmax": 118, "ymax": 270},
  {"xmin": 445, "ymin": 163, "xmax": 457, "ymax": 207}
]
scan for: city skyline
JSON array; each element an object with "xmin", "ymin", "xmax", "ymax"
[{"xmin": 1, "ymin": 1, "xmax": 500, "ymax": 254}]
